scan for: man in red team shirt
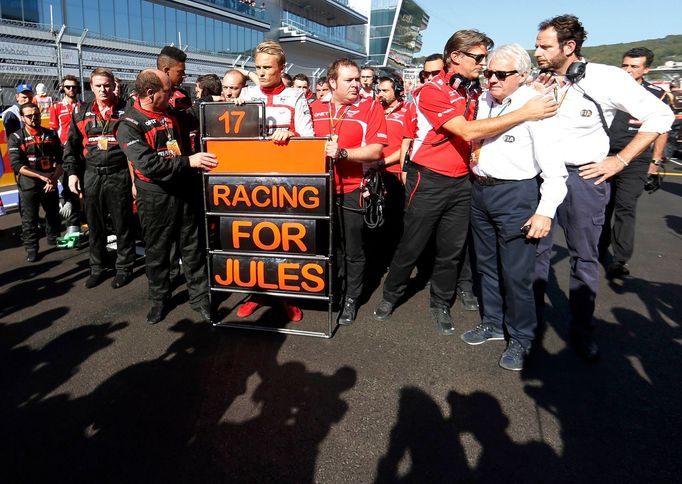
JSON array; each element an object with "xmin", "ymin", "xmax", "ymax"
[
  {"xmin": 375, "ymin": 75, "xmax": 416, "ymax": 266},
  {"xmin": 49, "ymin": 75, "xmax": 82, "ymax": 232},
  {"xmin": 310, "ymin": 58, "xmax": 388, "ymax": 324},
  {"xmin": 372, "ymin": 30, "xmax": 557, "ymax": 335}
]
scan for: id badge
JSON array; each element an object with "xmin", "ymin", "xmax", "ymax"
[
  {"xmin": 97, "ymin": 136, "xmax": 108, "ymax": 151},
  {"xmin": 166, "ymin": 139, "xmax": 181, "ymax": 156},
  {"xmin": 40, "ymin": 157, "xmax": 51, "ymax": 170},
  {"xmin": 330, "ymin": 134, "xmax": 338, "ymax": 143}
]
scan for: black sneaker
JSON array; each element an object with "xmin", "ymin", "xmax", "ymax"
[
  {"xmin": 26, "ymin": 249, "xmax": 38, "ymax": 263},
  {"xmin": 372, "ymin": 299, "xmax": 394, "ymax": 321},
  {"xmin": 457, "ymin": 288, "xmax": 479, "ymax": 311},
  {"xmin": 85, "ymin": 272, "xmax": 107, "ymax": 288},
  {"xmin": 111, "ymin": 272, "xmax": 133, "ymax": 289},
  {"xmin": 431, "ymin": 305, "xmax": 455, "ymax": 336},
  {"xmin": 499, "ymin": 339, "xmax": 529, "ymax": 371},
  {"xmin": 46, "ymin": 235, "xmax": 58, "ymax": 246},
  {"xmin": 338, "ymin": 297, "xmax": 357, "ymax": 326},
  {"xmin": 606, "ymin": 262, "xmax": 630, "ymax": 279},
  {"xmin": 195, "ymin": 302, "xmax": 212, "ymax": 322},
  {"xmin": 461, "ymin": 323, "xmax": 505, "ymax": 345}
]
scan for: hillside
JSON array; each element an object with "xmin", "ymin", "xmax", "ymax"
[{"xmin": 413, "ymin": 35, "xmax": 682, "ymax": 68}]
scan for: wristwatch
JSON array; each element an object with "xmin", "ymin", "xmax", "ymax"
[{"xmin": 338, "ymin": 148, "xmax": 349, "ymax": 160}]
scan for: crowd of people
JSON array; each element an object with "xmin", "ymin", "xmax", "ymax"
[{"xmin": 3, "ymin": 14, "xmax": 674, "ymax": 370}]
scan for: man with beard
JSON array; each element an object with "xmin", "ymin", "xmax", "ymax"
[
  {"xmin": 532, "ymin": 15, "xmax": 673, "ymax": 359},
  {"xmin": 9, "ymin": 103, "xmax": 63, "ymax": 262},
  {"xmin": 374, "ymin": 75, "xmax": 417, "ymax": 266}
]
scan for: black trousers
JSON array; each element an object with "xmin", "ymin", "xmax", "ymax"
[
  {"xmin": 136, "ymin": 187, "xmax": 208, "ymax": 308},
  {"xmin": 383, "ymin": 164, "xmax": 471, "ymax": 308},
  {"xmin": 471, "ymin": 179, "xmax": 539, "ymax": 349},
  {"xmin": 598, "ymin": 160, "xmax": 649, "ymax": 264},
  {"xmin": 333, "ymin": 189, "xmax": 367, "ymax": 300},
  {"xmin": 19, "ymin": 184, "xmax": 61, "ymax": 251},
  {"xmin": 83, "ymin": 167, "xmax": 136, "ymax": 274}
]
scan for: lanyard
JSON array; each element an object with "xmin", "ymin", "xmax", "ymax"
[
  {"xmin": 160, "ymin": 117, "xmax": 175, "ymax": 140},
  {"xmin": 328, "ymin": 103, "xmax": 351, "ymax": 138},
  {"xmin": 553, "ymin": 80, "xmax": 572, "ymax": 109},
  {"xmin": 488, "ymin": 98, "xmax": 511, "ymax": 118}
]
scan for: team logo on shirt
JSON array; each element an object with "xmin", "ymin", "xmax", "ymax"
[
  {"xmin": 580, "ymin": 109, "xmax": 593, "ymax": 117},
  {"xmin": 503, "ymin": 135, "xmax": 515, "ymax": 143}
]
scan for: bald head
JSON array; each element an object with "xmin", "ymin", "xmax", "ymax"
[
  {"xmin": 222, "ymin": 69, "xmax": 247, "ymax": 99},
  {"xmin": 136, "ymin": 69, "xmax": 172, "ymax": 111}
]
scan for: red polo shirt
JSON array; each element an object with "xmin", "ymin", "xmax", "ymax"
[
  {"xmin": 382, "ymin": 101, "xmax": 417, "ymax": 175},
  {"xmin": 310, "ymin": 95, "xmax": 388, "ymax": 194},
  {"xmin": 411, "ymin": 71, "xmax": 478, "ymax": 177}
]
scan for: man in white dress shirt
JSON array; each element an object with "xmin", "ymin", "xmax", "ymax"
[
  {"xmin": 532, "ymin": 15, "xmax": 674, "ymax": 360},
  {"xmin": 460, "ymin": 44, "xmax": 568, "ymax": 371}
]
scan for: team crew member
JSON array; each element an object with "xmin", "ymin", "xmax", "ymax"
[
  {"xmin": 310, "ymin": 58, "xmax": 388, "ymax": 324},
  {"xmin": 359, "ymin": 66, "xmax": 376, "ymax": 99},
  {"xmin": 63, "ymin": 67, "xmax": 136, "ymax": 290},
  {"xmin": 372, "ymin": 29, "xmax": 558, "ymax": 335},
  {"xmin": 234, "ymin": 40, "xmax": 314, "ymax": 322},
  {"xmin": 222, "ymin": 70, "xmax": 248, "ymax": 99},
  {"xmin": 532, "ymin": 15, "xmax": 674, "ymax": 359},
  {"xmin": 292, "ymin": 73, "xmax": 315, "ymax": 104},
  {"xmin": 375, "ymin": 75, "xmax": 417, "ymax": 265},
  {"xmin": 157, "ymin": 46, "xmax": 191, "ymax": 110},
  {"xmin": 49, "ymin": 75, "xmax": 82, "ymax": 233},
  {"xmin": 599, "ymin": 47, "xmax": 671, "ymax": 279},
  {"xmin": 9, "ymin": 103, "xmax": 63, "ymax": 262},
  {"xmin": 116, "ymin": 69, "xmax": 217, "ymax": 325},
  {"xmin": 315, "ymin": 77, "xmax": 330, "ymax": 101},
  {"xmin": 459, "ymin": 44, "xmax": 568, "ymax": 370}
]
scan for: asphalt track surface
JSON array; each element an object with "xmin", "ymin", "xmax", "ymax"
[{"xmin": 1, "ymin": 171, "xmax": 681, "ymax": 483}]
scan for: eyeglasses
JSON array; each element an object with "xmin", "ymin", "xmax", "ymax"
[
  {"xmin": 459, "ymin": 51, "xmax": 487, "ymax": 64},
  {"xmin": 422, "ymin": 70, "xmax": 440, "ymax": 78},
  {"xmin": 63, "ymin": 85, "xmax": 78, "ymax": 90},
  {"xmin": 23, "ymin": 113, "xmax": 41, "ymax": 118},
  {"xmin": 483, "ymin": 70, "xmax": 519, "ymax": 81}
]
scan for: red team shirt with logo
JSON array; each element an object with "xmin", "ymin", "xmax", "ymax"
[
  {"xmin": 49, "ymin": 99, "xmax": 80, "ymax": 144},
  {"xmin": 382, "ymin": 101, "xmax": 417, "ymax": 175},
  {"xmin": 310, "ymin": 96, "xmax": 388, "ymax": 194},
  {"xmin": 411, "ymin": 71, "xmax": 478, "ymax": 177}
]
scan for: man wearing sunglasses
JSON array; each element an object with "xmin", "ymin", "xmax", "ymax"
[
  {"xmin": 9, "ymin": 103, "xmax": 63, "ymax": 262},
  {"xmin": 459, "ymin": 44, "xmax": 568, "ymax": 370},
  {"xmin": 373, "ymin": 30, "xmax": 557, "ymax": 336},
  {"xmin": 49, "ymin": 75, "xmax": 82, "ymax": 234},
  {"xmin": 532, "ymin": 15, "xmax": 673, "ymax": 361}
]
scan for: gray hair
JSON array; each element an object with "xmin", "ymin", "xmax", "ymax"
[{"xmin": 489, "ymin": 43, "xmax": 532, "ymax": 82}]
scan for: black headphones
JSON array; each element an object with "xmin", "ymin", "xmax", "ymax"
[
  {"xmin": 449, "ymin": 74, "xmax": 481, "ymax": 93},
  {"xmin": 565, "ymin": 61, "xmax": 587, "ymax": 83},
  {"xmin": 391, "ymin": 76, "xmax": 404, "ymax": 99}
]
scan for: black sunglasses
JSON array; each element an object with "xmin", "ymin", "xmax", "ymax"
[
  {"xmin": 422, "ymin": 70, "xmax": 440, "ymax": 78},
  {"xmin": 63, "ymin": 85, "xmax": 78, "ymax": 89},
  {"xmin": 459, "ymin": 51, "xmax": 486, "ymax": 64},
  {"xmin": 483, "ymin": 70, "xmax": 519, "ymax": 81},
  {"xmin": 23, "ymin": 113, "xmax": 41, "ymax": 118}
]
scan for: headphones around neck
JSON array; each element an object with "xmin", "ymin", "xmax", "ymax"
[
  {"xmin": 449, "ymin": 74, "xmax": 481, "ymax": 93},
  {"xmin": 565, "ymin": 61, "xmax": 587, "ymax": 83}
]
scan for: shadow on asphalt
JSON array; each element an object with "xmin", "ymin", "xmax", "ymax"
[
  {"xmin": 664, "ymin": 214, "xmax": 682, "ymax": 235},
  {"xmin": 0, "ymin": 317, "xmax": 357, "ymax": 483}
]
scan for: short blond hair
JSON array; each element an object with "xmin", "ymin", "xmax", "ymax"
[{"xmin": 254, "ymin": 40, "xmax": 286, "ymax": 67}]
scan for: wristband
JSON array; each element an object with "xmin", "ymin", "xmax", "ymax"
[
  {"xmin": 653, "ymin": 159, "xmax": 664, "ymax": 166},
  {"xmin": 616, "ymin": 153, "xmax": 629, "ymax": 167}
]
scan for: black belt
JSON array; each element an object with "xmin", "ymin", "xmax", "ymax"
[
  {"xmin": 87, "ymin": 164, "xmax": 127, "ymax": 175},
  {"xmin": 472, "ymin": 174, "xmax": 513, "ymax": 186}
]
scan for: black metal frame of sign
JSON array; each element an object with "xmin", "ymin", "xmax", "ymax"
[{"xmin": 200, "ymin": 101, "xmax": 336, "ymax": 338}]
